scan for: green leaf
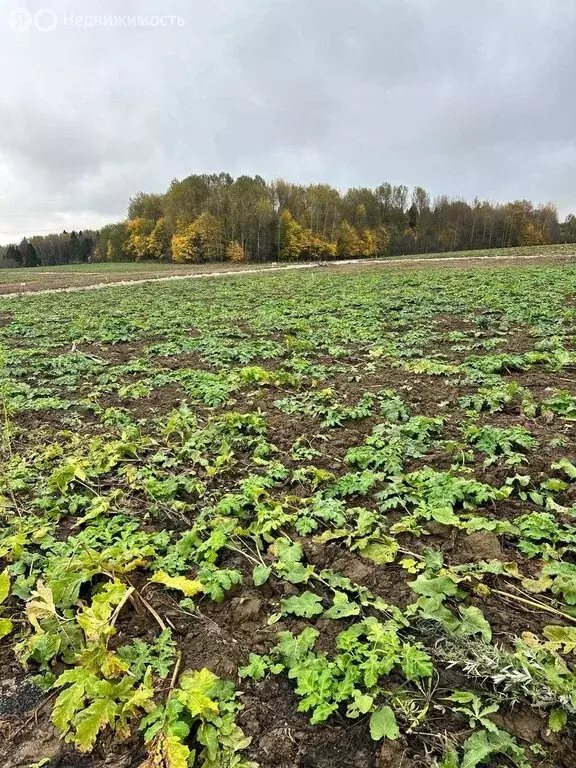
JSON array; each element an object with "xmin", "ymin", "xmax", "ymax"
[
  {"xmin": 369, "ymin": 706, "xmax": 399, "ymax": 741},
  {"xmin": 549, "ymin": 708, "xmax": 568, "ymax": 732},
  {"xmin": 252, "ymin": 565, "xmax": 271, "ymax": 586},
  {"xmin": 346, "ymin": 691, "xmax": 373, "ymax": 718},
  {"xmin": 430, "ymin": 506, "xmax": 460, "ymax": 526},
  {"xmin": 552, "ymin": 458, "xmax": 576, "ymax": 479},
  {"xmin": 76, "ymin": 580, "xmax": 132, "ymax": 646},
  {"xmin": 456, "ymin": 606, "xmax": 492, "ymax": 643},
  {"xmin": 446, "ymin": 691, "xmax": 476, "ymax": 704},
  {"xmin": 282, "ymin": 563, "xmax": 313, "ymax": 584},
  {"xmin": 439, "ymin": 745, "xmax": 461, "ymax": 768},
  {"xmin": 280, "ymin": 591, "xmax": 324, "ymax": 618},
  {"xmin": 409, "ymin": 574, "xmax": 459, "ymax": 598},
  {"xmin": 276, "ymin": 628, "xmax": 319, "ymax": 666},
  {"xmin": 323, "ymin": 591, "xmax": 361, "ymax": 620},
  {"xmin": 399, "ymin": 643, "xmax": 433, "ymax": 680},
  {"xmin": 165, "ymin": 732, "xmax": 192, "ymax": 768},
  {"xmin": 272, "ymin": 538, "xmax": 304, "ymax": 564},
  {"xmin": 412, "ymin": 594, "xmax": 460, "ymax": 632},
  {"xmin": 461, "ymin": 728, "xmax": 528, "ymax": 768},
  {"xmin": 239, "ymin": 654, "xmax": 268, "ymax": 681},
  {"xmin": 197, "ymin": 722, "xmax": 219, "ymax": 762},
  {"xmin": 461, "ymin": 730, "xmax": 494, "ymax": 768},
  {"xmin": 177, "ymin": 669, "xmax": 219, "ymax": 718}
]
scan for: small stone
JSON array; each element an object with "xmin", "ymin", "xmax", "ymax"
[
  {"xmin": 379, "ymin": 740, "xmax": 413, "ymax": 768},
  {"xmin": 425, "ymin": 521, "xmax": 453, "ymax": 537},
  {"xmin": 341, "ymin": 558, "xmax": 373, "ymax": 584},
  {"xmin": 462, "ymin": 530, "xmax": 502, "ymax": 561},
  {"xmin": 233, "ymin": 597, "xmax": 262, "ymax": 624}
]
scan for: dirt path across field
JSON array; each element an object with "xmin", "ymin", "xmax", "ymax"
[{"xmin": 1, "ymin": 251, "xmax": 575, "ymax": 298}]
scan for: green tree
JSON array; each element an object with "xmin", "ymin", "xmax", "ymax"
[
  {"xmin": 128, "ymin": 192, "xmax": 165, "ymax": 221},
  {"xmin": 6, "ymin": 243, "xmax": 22, "ymax": 265}
]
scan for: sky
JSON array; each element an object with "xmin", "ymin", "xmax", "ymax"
[{"xmin": 0, "ymin": 0, "xmax": 575, "ymax": 244}]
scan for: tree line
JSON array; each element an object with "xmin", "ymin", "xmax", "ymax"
[
  {"xmin": 2, "ymin": 173, "xmax": 575, "ymax": 267},
  {"xmin": 1, "ymin": 231, "xmax": 95, "ymax": 268}
]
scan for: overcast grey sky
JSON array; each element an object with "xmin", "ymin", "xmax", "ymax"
[{"xmin": 0, "ymin": 0, "xmax": 575, "ymax": 243}]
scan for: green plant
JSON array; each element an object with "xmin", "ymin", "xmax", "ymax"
[
  {"xmin": 239, "ymin": 618, "xmax": 432, "ymax": 729},
  {"xmin": 140, "ymin": 668, "xmax": 257, "ymax": 768}
]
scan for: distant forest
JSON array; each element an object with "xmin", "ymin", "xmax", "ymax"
[{"xmin": 2, "ymin": 173, "xmax": 576, "ymax": 267}]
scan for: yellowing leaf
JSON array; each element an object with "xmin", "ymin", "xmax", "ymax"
[
  {"xmin": 0, "ymin": 569, "xmax": 10, "ymax": 604},
  {"xmin": 27, "ymin": 581, "xmax": 58, "ymax": 631},
  {"xmin": 0, "ymin": 618, "xmax": 13, "ymax": 639},
  {"xmin": 140, "ymin": 732, "xmax": 191, "ymax": 768},
  {"xmin": 150, "ymin": 572, "xmax": 204, "ymax": 597},
  {"xmin": 543, "ymin": 625, "xmax": 576, "ymax": 654},
  {"xmin": 52, "ymin": 679, "xmax": 88, "ymax": 733},
  {"xmin": 358, "ymin": 538, "xmax": 399, "ymax": 565},
  {"xmin": 101, "ymin": 651, "xmax": 130, "ymax": 679},
  {"xmin": 177, "ymin": 669, "xmax": 219, "ymax": 717},
  {"xmin": 77, "ymin": 580, "xmax": 132, "ymax": 646},
  {"xmin": 165, "ymin": 734, "xmax": 192, "ymax": 768},
  {"xmin": 74, "ymin": 696, "xmax": 118, "ymax": 752},
  {"xmin": 522, "ymin": 576, "xmax": 552, "ymax": 594}
]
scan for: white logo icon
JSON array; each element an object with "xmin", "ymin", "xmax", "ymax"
[
  {"xmin": 9, "ymin": 7, "xmax": 58, "ymax": 32},
  {"xmin": 34, "ymin": 8, "xmax": 58, "ymax": 32},
  {"xmin": 9, "ymin": 8, "xmax": 33, "ymax": 31}
]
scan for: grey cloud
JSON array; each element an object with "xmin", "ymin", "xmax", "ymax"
[{"xmin": 0, "ymin": 0, "xmax": 574, "ymax": 242}]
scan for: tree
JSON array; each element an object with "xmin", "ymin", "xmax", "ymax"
[
  {"xmin": 358, "ymin": 227, "xmax": 389, "ymax": 258},
  {"xmin": 336, "ymin": 221, "xmax": 362, "ymax": 258},
  {"xmin": 226, "ymin": 240, "xmax": 246, "ymax": 263},
  {"xmin": 561, "ymin": 214, "xmax": 576, "ymax": 243},
  {"xmin": 123, "ymin": 217, "xmax": 170, "ymax": 261},
  {"xmin": 29, "ymin": 233, "xmax": 72, "ymax": 266},
  {"xmin": 520, "ymin": 221, "xmax": 546, "ymax": 246},
  {"xmin": 69, "ymin": 231, "xmax": 81, "ymax": 262},
  {"xmin": 407, "ymin": 204, "xmax": 419, "ymax": 230},
  {"xmin": 78, "ymin": 232, "xmax": 94, "ymax": 262},
  {"xmin": 302, "ymin": 230, "xmax": 336, "ymax": 259},
  {"xmin": 125, "ymin": 218, "xmax": 156, "ymax": 261},
  {"xmin": 172, "ymin": 213, "xmax": 224, "ymax": 263},
  {"xmin": 278, "ymin": 210, "xmax": 305, "ymax": 260},
  {"xmin": 149, "ymin": 218, "xmax": 171, "ymax": 260},
  {"xmin": 3, "ymin": 172, "xmax": 565, "ymax": 267},
  {"xmin": 6, "ymin": 243, "xmax": 22, "ymax": 265},
  {"xmin": 94, "ymin": 222, "xmax": 129, "ymax": 262},
  {"xmin": 375, "ymin": 226, "xmax": 390, "ymax": 256},
  {"xmin": 20, "ymin": 239, "xmax": 40, "ymax": 267},
  {"xmin": 128, "ymin": 192, "xmax": 165, "ymax": 221},
  {"xmin": 164, "ymin": 174, "xmax": 228, "ymax": 232},
  {"xmin": 412, "ymin": 186, "xmax": 430, "ymax": 214},
  {"xmin": 171, "ymin": 224, "xmax": 196, "ymax": 263}
]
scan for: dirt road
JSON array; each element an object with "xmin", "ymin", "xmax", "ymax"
[{"xmin": 1, "ymin": 251, "xmax": 575, "ymax": 299}]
